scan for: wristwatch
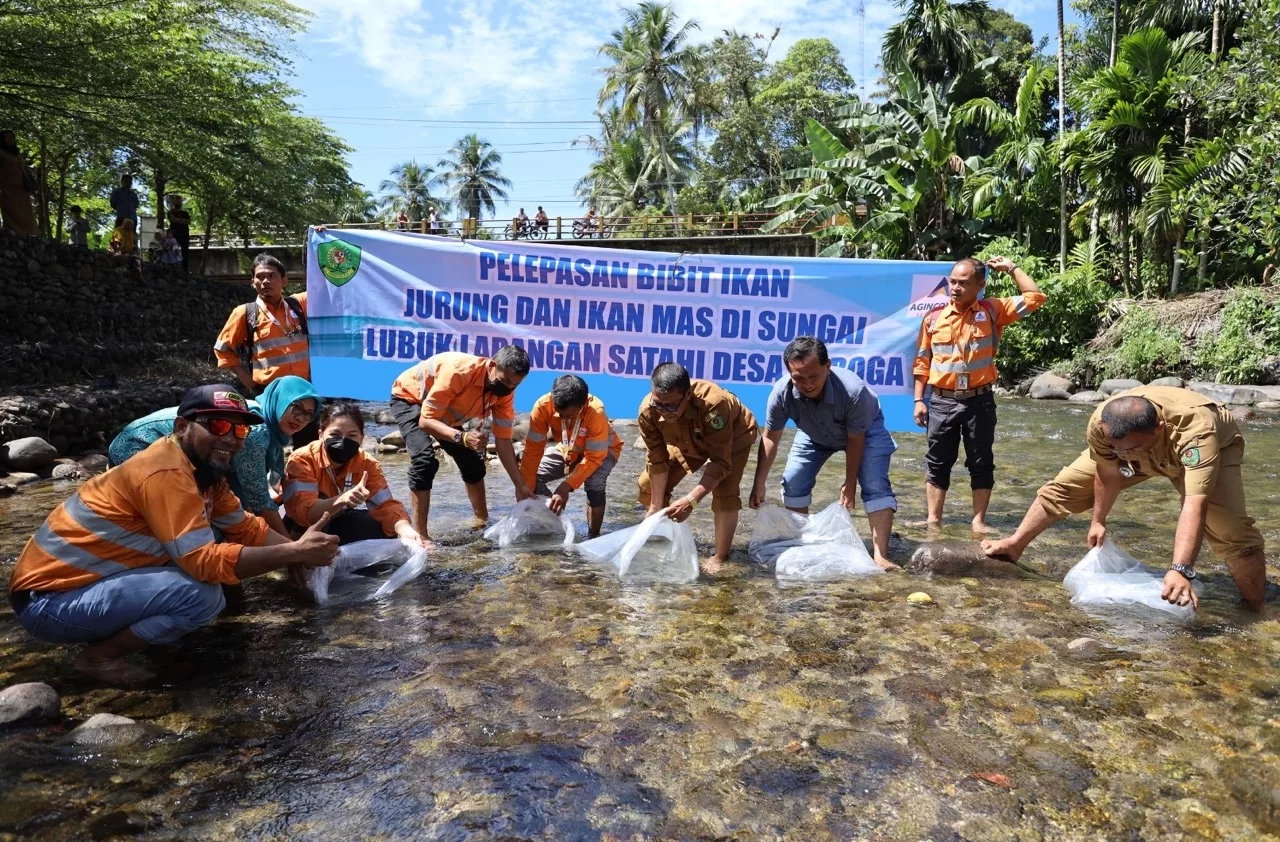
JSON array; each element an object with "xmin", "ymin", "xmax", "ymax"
[
  {"xmin": 453, "ymin": 430, "xmax": 464, "ymax": 445},
  {"xmin": 1170, "ymin": 563, "xmax": 1196, "ymax": 580}
]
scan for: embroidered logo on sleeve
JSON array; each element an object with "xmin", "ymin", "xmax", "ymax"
[
  {"xmin": 1181, "ymin": 447, "xmax": 1201, "ymax": 467},
  {"xmin": 706, "ymin": 412, "xmax": 725, "ymax": 431}
]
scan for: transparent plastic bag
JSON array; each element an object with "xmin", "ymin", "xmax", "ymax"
[
  {"xmin": 576, "ymin": 511, "xmax": 698, "ymax": 581},
  {"xmin": 483, "ymin": 497, "xmax": 574, "ymax": 548},
  {"xmin": 749, "ymin": 503, "xmax": 879, "ymax": 579},
  {"xmin": 307, "ymin": 538, "xmax": 428, "ymax": 606},
  {"xmin": 1063, "ymin": 540, "xmax": 1200, "ymax": 620}
]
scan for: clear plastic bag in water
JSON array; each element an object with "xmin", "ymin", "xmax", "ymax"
[
  {"xmin": 307, "ymin": 538, "xmax": 429, "ymax": 605},
  {"xmin": 576, "ymin": 512, "xmax": 698, "ymax": 582},
  {"xmin": 483, "ymin": 497, "xmax": 575, "ymax": 548},
  {"xmin": 1063, "ymin": 540, "xmax": 1200, "ymax": 620},
  {"xmin": 749, "ymin": 503, "xmax": 879, "ymax": 579}
]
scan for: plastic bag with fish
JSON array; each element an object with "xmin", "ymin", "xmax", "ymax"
[
  {"xmin": 484, "ymin": 497, "xmax": 575, "ymax": 548},
  {"xmin": 1063, "ymin": 540, "xmax": 1200, "ymax": 620},
  {"xmin": 307, "ymin": 538, "xmax": 429, "ymax": 606},
  {"xmin": 750, "ymin": 503, "xmax": 879, "ymax": 580},
  {"xmin": 576, "ymin": 511, "xmax": 698, "ymax": 581}
]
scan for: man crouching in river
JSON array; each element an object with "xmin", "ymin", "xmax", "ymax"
[
  {"xmin": 982, "ymin": 387, "xmax": 1269, "ymax": 612},
  {"xmin": 7, "ymin": 385, "xmax": 339, "ymax": 684}
]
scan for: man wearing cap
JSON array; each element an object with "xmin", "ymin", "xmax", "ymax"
[
  {"xmin": 7, "ymin": 385, "xmax": 341, "ymax": 684},
  {"xmin": 982, "ymin": 386, "xmax": 1269, "ymax": 612},
  {"xmin": 637, "ymin": 362, "xmax": 758, "ymax": 574}
]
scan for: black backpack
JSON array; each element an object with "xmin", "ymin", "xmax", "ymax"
[{"xmin": 238, "ymin": 296, "xmax": 308, "ymax": 372}]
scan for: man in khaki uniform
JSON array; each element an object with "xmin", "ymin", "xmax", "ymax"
[
  {"xmin": 983, "ymin": 387, "xmax": 1267, "ymax": 611},
  {"xmin": 638, "ymin": 362, "xmax": 758, "ymax": 574}
]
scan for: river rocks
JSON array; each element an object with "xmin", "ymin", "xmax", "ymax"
[
  {"xmin": 1149, "ymin": 376, "xmax": 1185, "ymax": 388},
  {"xmin": 1069, "ymin": 391, "xmax": 1106, "ymax": 403},
  {"xmin": 1232, "ymin": 407, "xmax": 1257, "ymax": 423},
  {"xmin": 51, "ymin": 462, "xmax": 87, "ymax": 480},
  {"xmin": 376, "ymin": 409, "xmax": 397, "ymax": 424},
  {"xmin": 78, "ymin": 453, "xmax": 109, "ymax": 475},
  {"xmin": 1188, "ymin": 382, "xmax": 1266, "ymax": 406},
  {"xmin": 907, "ymin": 591, "xmax": 934, "ymax": 605},
  {"xmin": 1098, "ymin": 378, "xmax": 1142, "ymax": 395},
  {"xmin": 375, "ymin": 443, "xmax": 400, "ymax": 454},
  {"xmin": 633, "ymin": 436, "xmax": 646, "ymax": 451},
  {"xmin": 65, "ymin": 713, "xmax": 148, "ymax": 747},
  {"xmin": 380, "ymin": 429, "xmax": 405, "ymax": 448},
  {"xmin": 511, "ymin": 414, "xmax": 530, "ymax": 443},
  {"xmin": 1, "ymin": 436, "xmax": 58, "ymax": 470},
  {"xmin": 1066, "ymin": 637, "xmax": 1104, "ymax": 657},
  {"xmin": 1029, "ymin": 373, "xmax": 1074, "ymax": 400},
  {"xmin": 1258, "ymin": 400, "xmax": 1280, "ymax": 411},
  {"xmin": 0, "ymin": 682, "xmax": 61, "ymax": 727}
]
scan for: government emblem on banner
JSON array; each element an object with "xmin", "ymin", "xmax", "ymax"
[{"xmin": 318, "ymin": 240, "xmax": 362, "ymax": 287}]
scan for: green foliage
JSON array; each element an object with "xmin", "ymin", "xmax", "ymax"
[
  {"xmin": 1097, "ymin": 307, "xmax": 1185, "ymax": 382},
  {"xmin": 437, "ymin": 135, "xmax": 510, "ymax": 222},
  {"xmin": 1194, "ymin": 289, "xmax": 1280, "ymax": 381}
]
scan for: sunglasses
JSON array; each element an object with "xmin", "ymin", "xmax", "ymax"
[{"xmin": 194, "ymin": 417, "xmax": 252, "ymax": 439}]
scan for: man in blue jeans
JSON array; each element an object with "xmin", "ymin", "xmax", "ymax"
[{"xmin": 750, "ymin": 336, "xmax": 900, "ymax": 569}]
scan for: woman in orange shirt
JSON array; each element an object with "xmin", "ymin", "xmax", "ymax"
[{"xmin": 284, "ymin": 401, "xmax": 429, "ymax": 547}]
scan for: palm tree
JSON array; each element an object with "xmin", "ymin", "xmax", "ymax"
[
  {"xmin": 378, "ymin": 161, "xmax": 448, "ymax": 222},
  {"xmin": 437, "ymin": 135, "xmax": 511, "ymax": 222},
  {"xmin": 1057, "ymin": 0, "xmax": 1067, "ymax": 272},
  {"xmin": 882, "ymin": 0, "xmax": 991, "ymax": 85},
  {"xmin": 575, "ymin": 108, "xmax": 695, "ymax": 218},
  {"xmin": 958, "ymin": 58, "xmax": 1055, "ymax": 246},
  {"xmin": 598, "ymin": 1, "xmax": 700, "ymax": 230}
]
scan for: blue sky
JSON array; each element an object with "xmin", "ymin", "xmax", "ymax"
[{"xmin": 289, "ymin": 0, "xmax": 1076, "ymax": 223}]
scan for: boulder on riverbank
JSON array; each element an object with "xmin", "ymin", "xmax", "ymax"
[
  {"xmin": 1148, "ymin": 376, "xmax": 1185, "ymax": 388},
  {"xmin": 1, "ymin": 436, "xmax": 58, "ymax": 471},
  {"xmin": 1029, "ymin": 373, "xmax": 1075, "ymax": 400},
  {"xmin": 1097, "ymin": 378, "xmax": 1142, "ymax": 395},
  {"xmin": 1189, "ymin": 382, "xmax": 1267, "ymax": 406},
  {"xmin": 1069, "ymin": 391, "xmax": 1106, "ymax": 403},
  {"xmin": 64, "ymin": 713, "xmax": 149, "ymax": 747},
  {"xmin": 0, "ymin": 682, "xmax": 61, "ymax": 727}
]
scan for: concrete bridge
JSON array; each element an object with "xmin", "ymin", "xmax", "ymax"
[{"xmin": 190, "ymin": 233, "xmax": 816, "ymax": 284}]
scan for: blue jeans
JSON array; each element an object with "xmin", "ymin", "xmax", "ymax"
[
  {"xmin": 15, "ymin": 566, "xmax": 226, "ymax": 646},
  {"xmin": 781, "ymin": 429, "xmax": 898, "ymax": 512}
]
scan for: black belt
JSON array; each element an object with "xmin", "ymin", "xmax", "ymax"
[{"xmin": 932, "ymin": 384, "xmax": 993, "ymax": 400}]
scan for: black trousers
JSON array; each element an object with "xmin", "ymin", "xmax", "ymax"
[
  {"xmin": 285, "ymin": 508, "xmax": 386, "ymax": 545},
  {"xmin": 925, "ymin": 391, "xmax": 997, "ymax": 491},
  {"xmin": 390, "ymin": 398, "xmax": 487, "ymax": 491}
]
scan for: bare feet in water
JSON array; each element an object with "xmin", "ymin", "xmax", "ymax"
[
  {"xmin": 874, "ymin": 556, "xmax": 901, "ymax": 571},
  {"xmin": 700, "ymin": 556, "xmax": 725, "ymax": 575},
  {"xmin": 980, "ymin": 536, "xmax": 1023, "ymax": 563},
  {"xmin": 970, "ymin": 518, "xmax": 994, "ymax": 535},
  {"xmin": 73, "ymin": 652, "xmax": 155, "ymax": 685}
]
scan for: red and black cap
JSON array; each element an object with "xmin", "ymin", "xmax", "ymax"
[{"xmin": 177, "ymin": 384, "xmax": 264, "ymax": 424}]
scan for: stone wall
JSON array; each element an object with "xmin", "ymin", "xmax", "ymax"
[{"xmin": 0, "ymin": 229, "xmax": 254, "ymax": 390}]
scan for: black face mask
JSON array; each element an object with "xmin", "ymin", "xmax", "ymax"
[
  {"xmin": 486, "ymin": 378, "xmax": 514, "ymax": 398},
  {"xmin": 324, "ymin": 436, "xmax": 360, "ymax": 464}
]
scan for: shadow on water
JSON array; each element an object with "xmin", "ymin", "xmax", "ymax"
[{"xmin": 2, "ymin": 399, "xmax": 1279, "ymax": 840}]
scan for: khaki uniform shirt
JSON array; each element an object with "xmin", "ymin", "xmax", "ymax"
[
  {"xmin": 1087, "ymin": 386, "xmax": 1242, "ymax": 497},
  {"xmin": 638, "ymin": 380, "xmax": 756, "ymax": 489}
]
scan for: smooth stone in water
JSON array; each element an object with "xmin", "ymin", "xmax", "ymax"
[
  {"xmin": 1148, "ymin": 376, "xmax": 1185, "ymax": 388},
  {"xmin": 1189, "ymin": 382, "xmax": 1265, "ymax": 406},
  {"xmin": 1066, "ymin": 637, "xmax": 1103, "ymax": 657},
  {"xmin": 908, "ymin": 542, "xmax": 1024, "ymax": 577},
  {"xmin": 380, "ymin": 429, "xmax": 405, "ymax": 448},
  {"xmin": 376, "ymin": 409, "xmax": 397, "ymax": 425},
  {"xmin": 1029, "ymin": 373, "xmax": 1075, "ymax": 400},
  {"xmin": 1098, "ymin": 378, "xmax": 1143, "ymax": 395},
  {"xmin": 1069, "ymin": 391, "xmax": 1106, "ymax": 403},
  {"xmin": 1256, "ymin": 400, "xmax": 1280, "ymax": 411},
  {"xmin": 77, "ymin": 453, "xmax": 109, "ymax": 475},
  {"xmin": 907, "ymin": 592, "xmax": 934, "ymax": 605},
  {"xmin": 1, "ymin": 436, "xmax": 58, "ymax": 471},
  {"xmin": 51, "ymin": 462, "xmax": 86, "ymax": 480},
  {"xmin": 0, "ymin": 682, "xmax": 60, "ymax": 726},
  {"xmin": 632, "ymin": 436, "xmax": 646, "ymax": 451},
  {"xmin": 65, "ymin": 713, "xmax": 148, "ymax": 747}
]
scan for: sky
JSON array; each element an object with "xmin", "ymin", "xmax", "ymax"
[{"xmin": 288, "ymin": 0, "xmax": 1078, "ymax": 223}]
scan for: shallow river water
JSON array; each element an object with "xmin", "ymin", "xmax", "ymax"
[{"xmin": 1, "ymin": 398, "xmax": 1277, "ymax": 841}]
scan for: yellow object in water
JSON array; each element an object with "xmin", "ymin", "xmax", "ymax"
[{"xmin": 907, "ymin": 592, "xmax": 934, "ymax": 605}]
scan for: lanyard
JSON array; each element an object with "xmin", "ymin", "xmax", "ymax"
[
  {"xmin": 561, "ymin": 413, "xmax": 584, "ymax": 459},
  {"xmin": 258, "ymin": 297, "xmax": 299, "ymax": 335}
]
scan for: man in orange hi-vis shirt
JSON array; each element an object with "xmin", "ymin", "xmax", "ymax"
[
  {"xmin": 7, "ymin": 385, "xmax": 339, "ymax": 685},
  {"xmin": 520, "ymin": 375, "xmax": 624, "ymax": 538},
  {"xmin": 912, "ymin": 256, "xmax": 1046, "ymax": 532},
  {"xmin": 213, "ymin": 253, "xmax": 310, "ymax": 397},
  {"xmin": 389, "ymin": 345, "xmax": 535, "ymax": 540}
]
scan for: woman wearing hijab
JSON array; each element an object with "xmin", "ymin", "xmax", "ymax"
[{"xmin": 109, "ymin": 377, "xmax": 321, "ymax": 536}]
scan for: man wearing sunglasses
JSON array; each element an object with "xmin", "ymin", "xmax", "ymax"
[
  {"xmin": 7, "ymin": 385, "xmax": 340, "ymax": 685},
  {"xmin": 637, "ymin": 363, "xmax": 758, "ymax": 574}
]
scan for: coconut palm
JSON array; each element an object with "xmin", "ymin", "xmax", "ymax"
[
  {"xmin": 882, "ymin": 0, "xmax": 991, "ymax": 84},
  {"xmin": 436, "ymin": 135, "xmax": 511, "ymax": 221},
  {"xmin": 575, "ymin": 112, "xmax": 694, "ymax": 217},
  {"xmin": 598, "ymin": 1, "xmax": 700, "ymax": 229},
  {"xmin": 378, "ymin": 161, "xmax": 448, "ymax": 222}
]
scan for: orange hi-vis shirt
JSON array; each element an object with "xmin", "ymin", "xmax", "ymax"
[
  {"xmin": 283, "ymin": 441, "xmax": 409, "ymax": 536},
  {"xmin": 214, "ymin": 293, "xmax": 310, "ymax": 387},
  {"xmin": 912, "ymin": 292, "xmax": 1047, "ymax": 390},
  {"xmin": 390, "ymin": 352, "xmax": 515, "ymax": 440},
  {"xmin": 10, "ymin": 437, "xmax": 270, "ymax": 594},
  {"xmin": 520, "ymin": 394, "xmax": 624, "ymax": 491}
]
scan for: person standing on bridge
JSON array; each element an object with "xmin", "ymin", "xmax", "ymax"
[
  {"xmin": 750, "ymin": 336, "xmax": 899, "ymax": 569},
  {"xmin": 912, "ymin": 256, "xmax": 1045, "ymax": 532},
  {"xmin": 214, "ymin": 253, "xmax": 311, "ymax": 406},
  {"xmin": 389, "ymin": 346, "xmax": 535, "ymax": 541},
  {"xmin": 637, "ymin": 363, "xmax": 758, "ymax": 575}
]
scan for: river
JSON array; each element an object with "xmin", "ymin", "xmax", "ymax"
[{"xmin": 1, "ymin": 398, "xmax": 1277, "ymax": 840}]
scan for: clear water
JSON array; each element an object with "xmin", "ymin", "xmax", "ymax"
[{"xmin": 1, "ymin": 398, "xmax": 1277, "ymax": 840}]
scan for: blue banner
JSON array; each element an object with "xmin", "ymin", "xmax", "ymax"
[{"xmin": 306, "ymin": 229, "xmax": 953, "ymax": 431}]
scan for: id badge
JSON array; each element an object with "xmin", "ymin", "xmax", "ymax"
[
  {"xmin": 1119, "ymin": 462, "xmax": 1135, "ymax": 478},
  {"xmin": 956, "ymin": 373, "xmax": 969, "ymax": 391}
]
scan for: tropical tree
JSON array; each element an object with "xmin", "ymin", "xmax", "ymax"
[
  {"xmin": 959, "ymin": 58, "xmax": 1056, "ymax": 245},
  {"xmin": 598, "ymin": 1, "xmax": 700, "ymax": 229},
  {"xmin": 378, "ymin": 161, "xmax": 448, "ymax": 221},
  {"xmin": 882, "ymin": 0, "xmax": 993, "ymax": 84},
  {"xmin": 437, "ymin": 135, "xmax": 510, "ymax": 221}
]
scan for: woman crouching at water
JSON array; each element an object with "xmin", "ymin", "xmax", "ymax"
[{"xmin": 284, "ymin": 401, "xmax": 429, "ymax": 548}]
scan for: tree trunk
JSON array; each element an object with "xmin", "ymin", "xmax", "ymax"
[
  {"xmin": 1197, "ymin": 226, "xmax": 1208, "ymax": 285},
  {"xmin": 1134, "ymin": 229, "xmax": 1144, "ymax": 292},
  {"xmin": 203, "ymin": 202, "xmax": 215, "ymax": 268},
  {"xmin": 658, "ymin": 132, "xmax": 681, "ymax": 235},
  {"xmin": 1170, "ymin": 230, "xmax": 1185, "ymax": 296},
  {"xmin": 54, "ymin": 153, "xmax": 68, "ymax": 242},
  {"xmin": 1109, "ymin": 0, "xmax": 1120, "ymax": 67},
  {"xmin": 36, "ymin": 136, "xmax": 51, "ymax": 238},
  {"xmin": 1119, "ymin": 207, "xmax": 1131, "ymax": 296},
  {"xmin": 1057, "ymin": 0, "xmax": 1067, "ymax": 273},
  {"xmin": 154, "ymin": 166, "xmax": 167, "ymax": 230},
  {"xmin": 1210, "ymin": 0, "xmax": 1222, "ymax": 59}
]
